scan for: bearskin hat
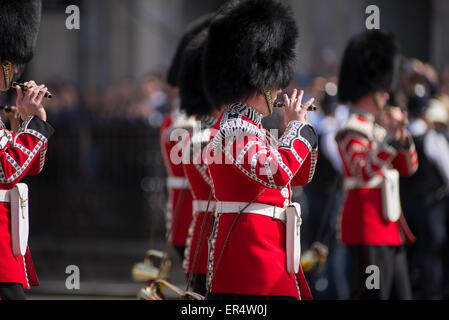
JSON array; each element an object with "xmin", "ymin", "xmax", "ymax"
[
  {"xmin": 166, "ymin": 13, "xmax": 213, "ymax": 87},
  {"xmin": 338, "ymin": 30, "xmax": 400, "ymax": 104},
  {"xmin": 178, "ymin": 28, "xmax": 215, "ymax": 116},
  {"xmin": 203, "ymin": 0, "xmax": 299, "ymax": 107},
  {"xmin": 0, "ymin": 0, "xmax": 42, "ymax": 64}
]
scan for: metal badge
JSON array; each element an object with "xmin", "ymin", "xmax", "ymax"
[
  {"xmin": 263, "ymin": 89, "xmax": 275, "ymax": 115},
  {"xmin": 1, "ymin": 60, "xmax": 13, "ymax": 90}
]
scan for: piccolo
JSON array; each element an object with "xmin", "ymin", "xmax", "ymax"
[
  {"xmin": 12, "ymin": 82, "xmax": 53, "ymax": 99},
  {"xmin": 274, "ymin": 102, "xmax": 317, "ymax": 111}
]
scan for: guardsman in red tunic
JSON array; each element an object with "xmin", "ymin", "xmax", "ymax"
[
  {"xmin": 175, "ymin": 23, "xmax": 224, "ymax": 295},
  {"xmin": 0, "ymin": 0, "xmax": 54, "ymax": 300},
  {"xmin": 160, "ymin": 15, "xmax": 212, "ymax": 259},
  {"xmin": 335, "ymin": 30, "xmax": 418, "ymax": 300},
  {"xmin": 202, "ymin": 0, "xmax": 318, "ymax": 300},
  {"xmin": 160, "ymin": 108, "xmax": 195, "ymax": 259}
]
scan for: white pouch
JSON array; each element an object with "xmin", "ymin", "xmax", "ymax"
[
  {"xmin": 381, "ymin": 169, "xmax": 401, "ymax": 222},
  {"xmin": 286, "ymin": 202, "xmax": 302, "ymax": 274},
  {"xmin": 10, "ymin": 183, "xmax": 29, "ymax": 257}
]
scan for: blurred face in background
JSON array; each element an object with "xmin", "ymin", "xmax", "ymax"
[{"xmin": 140, "ymin": 74, "xmax": 164, "ymax": 99}]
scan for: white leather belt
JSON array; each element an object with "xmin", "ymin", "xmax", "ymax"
[
  {"xmin": 0, "ymin": 189, "xmax": 11, "ymax": 203},
  {"xmin": 343, "ymin": 175, "xmax": 383, "ymax": 190},
  {"xmin": 1, "ymin": 184, "xmax": 29, "ymax": 257},
  {"xmin": 216, "ymin": 201, "xmax": 286, "ymax": 222},
  {"xmin": 193, "ymin": 200, "xmax": 216, "ymax": 213},
  {"xmin": 166, "ymin": 177, "xmax": 190, "ymax": 190},
  {"xmin": 216, "ymin": 201, "xmax": 302, "ymax": 274}
]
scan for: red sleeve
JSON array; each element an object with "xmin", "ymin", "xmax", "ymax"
[
  {"xmin": 390, "ymin": 136, "xmax": 419, "ymax": 176},
  {"xmin": 291, "ymin": 150, "xmax": 318, "ymax": 186},
  {"xmin": 338, "ymin": 131, "xmax": 394, "ymax": 181},
  {"xmin": 338, "ymin": 131, "xmax": 417, "ymax": 181},
  {"xmin": 0, "ymin": 116, "xmax": 54, "ymax": 189}
]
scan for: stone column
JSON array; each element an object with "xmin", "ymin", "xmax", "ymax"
[{"xmin": 130, "ymin": 0, "xmax": 185, "ymax": 80}]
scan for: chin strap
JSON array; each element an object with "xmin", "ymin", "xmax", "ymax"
[
  {"xmin": 263, "ymin": 89, "xmax": 275, "ymax": 115},
  {"xmin": 374, "ymin": 92, "xmax": 386, "ymax": 112},
  {"xmin": 1, "ymin": 60, "xmax": 13, "ymax": 90}
]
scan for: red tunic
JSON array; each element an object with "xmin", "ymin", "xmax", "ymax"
[
  {"xmin": 182, "ymin": 115, "xmax": 219, "ymax": 275},
  {"xmin": 160, "ymin": 108, "xmax": 195, "ymax": 247},
  {"xmin": 205, "ymin": 103, "xmax": 318, "ymax": 299},
  {"xmin": 336, "ymin": 110, "xmax": 418, "ymax": 245},
  {"xmin": 0, "ymin": 116, "xmax": 54, "ymax": 289}
]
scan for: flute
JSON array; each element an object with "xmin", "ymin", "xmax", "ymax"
[
  {"xmin": 274, "ymin": 102, "xmax": 317, "ymax": 111},
  {"xmin": 12, "ymin": 81, "xmax": 53, "ymax": 99}
]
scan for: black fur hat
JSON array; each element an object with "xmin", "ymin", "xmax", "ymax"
[
  {"xmin": 0, "ymin": 0, "xmax": 42, "ymax": 64},
  {"xmin": 338, "ymin": 30, "xmax": 400, "ymax": 104},
  {"xmin": 203, "ymin": 0, "xmax": 299, "ymax": 107},
  {"xmin": 178, "ymin": 29, "xmax": 214, "ymax": 116},
  {"xmin": 167, "ymin": 13, "xmax": 213, "ymax": 87}
]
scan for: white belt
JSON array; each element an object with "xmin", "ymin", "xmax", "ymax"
[
  {"xmin": 216, "ymin": 201, "xmax": 286, "ymax": 222},
  {"xmin": 0, "ymin": 189, "xmax": 11, "ymax": 203},
  {"xmin": 193, "ymin": 200, "xmax": 216, "ymax": 213},
  {"xmin": 343, "ymin": 175, "xmax": 383, "ymax": 190},
  {"xmin": 166, "ymin": 177, "xmax": 190, "ymax": 190},
  {"xmin": 1, "ymin": 184, "xmax": 29, "ymax": 257},
  {"xmin": 216, "ymin": 200, "xmax": 302, "ymax": 274}
]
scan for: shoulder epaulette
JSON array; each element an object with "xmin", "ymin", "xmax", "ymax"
[
  {"xmin": 211, "ymin": 118, "xmax": 264, "ymax": 154},
  {"xmin": 337, "ymin": 114, "xmax": 375, "ymax": 141}
]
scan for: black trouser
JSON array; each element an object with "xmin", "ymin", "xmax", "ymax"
[
  {"xmin": 0, "ymin": 283, "xmax": 26, "ymax": 301},
  {"xmin": 406, "ymin": 195, "xmax": 446, "ymax": 299},
  {"xmin": 188, "ymin": 274, "xmax": 207, "ymax": 296},
  {"xmin": 173, "ymin": 245, "xmax": 185, "ymax": 261},
  {"xmin": 348, "ymin": 245, "xmax": 412, "ymax": 300}
]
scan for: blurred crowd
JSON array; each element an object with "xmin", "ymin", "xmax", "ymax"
[
  {"xmin": 7, "ymin": 71, "xmax": 176, "ymax": 126},
  {"xmin": 1, "ymin": 56, "xmax": 448, "ymax": 300},
  {"xmin": 298, "ymin": 58, "xmax": 449, "ymax": 300}
]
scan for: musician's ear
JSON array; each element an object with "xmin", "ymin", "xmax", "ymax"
[
  {"xmin": 0, "ymin": 59, "xmax": 5, "ymax": 91},
  {"xmin": 12, "ymin": 64, "xmax": 19, "ymax": 75}
]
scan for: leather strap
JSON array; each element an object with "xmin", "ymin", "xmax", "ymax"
[{"xmin": 216, "ymin": 201, "xmax": 286, "ymax": 222}]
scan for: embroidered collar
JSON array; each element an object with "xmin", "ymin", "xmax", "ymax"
[
  {"xmin": 349, "ymin": 106, "xmax": 376, "ymax": 123},
  {"xmin": 197, "ymin": 114, "xmax": 218, "ymax": 129},
  {"xmin": 225, "ymin": 102, "xmax": 262, "ymax": 125}
]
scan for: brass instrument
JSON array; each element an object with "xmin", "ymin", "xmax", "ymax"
[{"xmin": 131, "ymin": 249, "xmax": 172, "ymax": 283}]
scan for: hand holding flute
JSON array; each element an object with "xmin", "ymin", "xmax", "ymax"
[
  {"xmin": 12, "ymin": 81, "xmax": 53, "ymax": 99},
  {"xmin": 274, "ymin": 102, "xmax": 317, "ymax": 112},
  {"xmin": 282, "ymin": 89, "xmax": 315, "ymax": 126},
  {"xmin": 15, "ymin": 80, "xmax": 48, "ymax": 122},
  {"xmin": 379, "ymin": 106, "xmax": 410, "ymax": 147}
]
